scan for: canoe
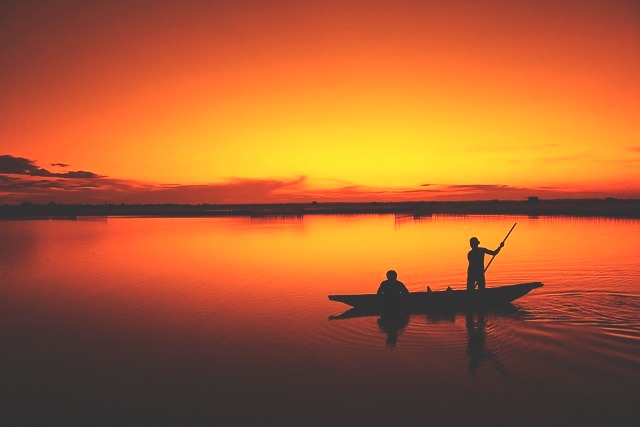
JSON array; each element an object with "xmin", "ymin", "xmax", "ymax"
[{"xmin": 328, "ymin": 282, "xmax": 543, "ymax": 311}]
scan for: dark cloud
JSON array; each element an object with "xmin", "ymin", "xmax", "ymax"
[
  {"xmin": 1, "ymin": 155, "xmax": 638, "ymax": 204},
  {"xmin": 0, "ymin": 155, "xmax": 101, "ymax": 178},
  {"xmin": 0, "ymin": 171, "xmax": 309, "ymax": 205},
  {"xmin": 61, "ymin": 170, "xmax": 102, "ymax": 178},
  {"xmin": 51, "ymin": 163, "xmax": 69, "ymax": 167},
  {"xmin": 0, "ymin": 155, "xmax": 44, "ymax": 175},
  {"xmin": 447, "ymin": 184, "xmax": 512, "ymax": 191}
]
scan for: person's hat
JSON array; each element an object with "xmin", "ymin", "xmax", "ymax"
[{"xmin": 470, "ymin": 237, "xmax": 480, "ymax": 244}]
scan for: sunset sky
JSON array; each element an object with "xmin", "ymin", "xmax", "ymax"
[{"xmin": 2, "ymin": 0, "xmax": 639, "ymax": 204}]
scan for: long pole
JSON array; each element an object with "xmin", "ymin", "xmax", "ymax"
[{"xmin": 484, "ymin": 223, "xmax": 517, "ymax": 273}]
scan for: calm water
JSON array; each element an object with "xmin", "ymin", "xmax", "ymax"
[{"xmin": 1, "ymin": 215, "xmax": 639, "ymax": 426}]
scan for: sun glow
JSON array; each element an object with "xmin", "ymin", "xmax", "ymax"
[{"xmin": 2, "ymin": 1, "xmax": 639, "ymax": 203}]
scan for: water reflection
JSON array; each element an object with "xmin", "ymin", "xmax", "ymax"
[
  {"xmin": 329, "ymin": 308, "xmax": 411, "ymax": 347},
  {"xmin": 2, "ymin": 216, "xmax": 639, "ymax": 426},
  {"xmin": 465, "ymin": 311, "xmax": 489, "ymax": 375},
  {"xmin": 330, "ymin": 305, "xmax": 529, "ymax": 373},
  {"xmin": 464, "ymin": 310, "xmax": 513, "ymax": 379},
  {"xmin": 377, "ymin": 311, "xmax": 410, "ymax": 347}
]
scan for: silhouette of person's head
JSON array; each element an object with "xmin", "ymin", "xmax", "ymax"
[
  {"xmin": 469, "ymin": 237, "xmax": 480, "ymax": 248},
  {"xmin": 386, "ymin": 270, "xmax": 398, "ymax": 280}
]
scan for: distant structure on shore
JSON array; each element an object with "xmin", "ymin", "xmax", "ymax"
[{"xmin": 1, "ymin": 198, "xmax": 639, "ymax": 219}]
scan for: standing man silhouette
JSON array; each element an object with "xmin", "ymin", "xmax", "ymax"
[{"xmin": 467, "ymin": 237, "xmax": 503, "ymax": 290}]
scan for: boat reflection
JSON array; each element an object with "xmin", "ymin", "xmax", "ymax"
[
  {"xmin": 329, "ymin": 304, "xmax": 527, "ymax": 322},
  {"xmin": 329, "ymin": 308, "xmax": 411, "ymax": 347},
  {"xmin": 330, "ymin": 305, "xmax": 529, "ymax": 371}
]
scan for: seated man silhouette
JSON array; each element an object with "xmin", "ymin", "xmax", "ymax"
[
  {"xmin": 467, "ymin": 237, "xmax": 503, "ymax": 290},
  {"xmin": 377, "ymin": 270, "xmax": 409, "ymax": 295}
]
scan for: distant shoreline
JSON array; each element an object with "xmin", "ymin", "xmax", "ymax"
[{"xmin": 1, "ymin": 198, "xmax": 639, "ymax": 219}]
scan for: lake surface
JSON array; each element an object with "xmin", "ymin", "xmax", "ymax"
[{"xmin": 1, "ymin": 215, "xmax": 639, "ymax": 426}]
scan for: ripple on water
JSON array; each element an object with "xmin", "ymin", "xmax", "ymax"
[
  {"xmin": 526, "ymin": 291, "xmax": 640, "ymax": 330},
  {"xmin": 321, "ymin": 291, "xmax": 640, "ymax": 385}
]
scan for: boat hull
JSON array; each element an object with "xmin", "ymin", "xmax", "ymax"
[{"xmin": 328, "ymin": 282, "xmax": 543, "ymax": 311}]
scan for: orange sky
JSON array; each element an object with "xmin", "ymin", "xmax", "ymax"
[{"xmin": 2, "ymin": 0, "xmax": 639, "ymax": 204}]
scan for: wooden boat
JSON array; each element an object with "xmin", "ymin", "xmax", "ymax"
[{"xmin": 328, "ymin": 282, "xmax": 543, "ymax": 311}]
